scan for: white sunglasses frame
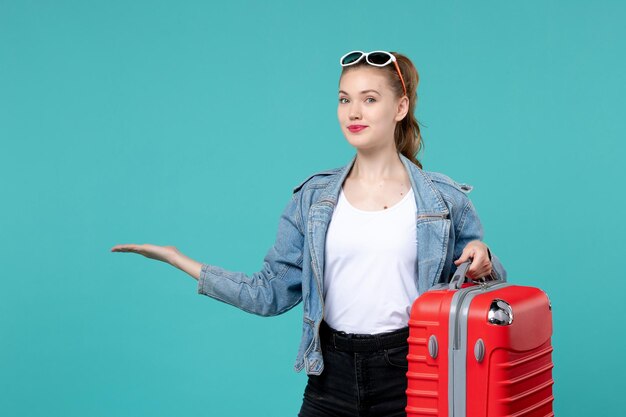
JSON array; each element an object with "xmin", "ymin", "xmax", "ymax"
[
  {"xmin": 339, "ymin": 50, "xmax": 396, "ymax": 67},
  {"xmin": 339, "ymin": 50, "xmax": 408, "ymax": 96}
]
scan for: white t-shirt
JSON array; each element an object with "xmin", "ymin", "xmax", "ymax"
[{"xmin": 323, "ymin": 186, "xmax": 419, "ymax": 334}]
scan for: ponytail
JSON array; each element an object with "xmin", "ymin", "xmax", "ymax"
[{"xmin": 391, "ymin": 52, "xmax": 424, "ymax": 169}]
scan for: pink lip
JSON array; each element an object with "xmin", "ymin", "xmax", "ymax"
[{"xmin": 348, "ymin": 125, "xmax": 367, "ymax": 132}]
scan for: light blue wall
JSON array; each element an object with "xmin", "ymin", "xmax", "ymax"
[{"xmin": 2, "ymin": 1, "xmax": 623, "ymax": 415}]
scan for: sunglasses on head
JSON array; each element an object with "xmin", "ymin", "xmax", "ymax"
[{"xmin": 339, "ymin": 50, "xmax": 407, "ymax": 97}]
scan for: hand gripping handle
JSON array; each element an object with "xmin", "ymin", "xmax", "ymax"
[{"xmin": 448, "ymin": 260, "xmax": 501, "ymax": 290}]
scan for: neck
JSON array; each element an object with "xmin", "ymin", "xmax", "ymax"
[{"xmin": 350, "ymin": 146, "xmax": 405, "ymax": 182}]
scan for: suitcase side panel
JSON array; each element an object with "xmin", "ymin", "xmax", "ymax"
[
  {"xmin": 465, "ymin": 286, "xmax": 554, "ymax": 417},
  {"xmin": 407, "ymin": 290, "xmax": 453, "ymax": 417}
]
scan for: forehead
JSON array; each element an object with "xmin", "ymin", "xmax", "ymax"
[{"xmin": 338, "ymin": 67, "xmax": 391, "ymax": 94}]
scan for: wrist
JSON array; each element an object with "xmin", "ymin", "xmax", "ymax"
[{"xmin": 168, "ymin": 251, "xmax": 184, "ymax": 268}]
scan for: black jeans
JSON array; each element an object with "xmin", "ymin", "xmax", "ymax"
[{"xmin": 298, "ymin": 322, "xmax": 409, "ymax": 417}]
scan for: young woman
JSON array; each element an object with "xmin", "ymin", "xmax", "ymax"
[{"xmin": 111, "ymin": 50, "xmax": 507, "ymax": 417}]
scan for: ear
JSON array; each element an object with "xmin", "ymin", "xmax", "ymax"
[{"xmin": 394, "ymin": 95, "xmax": 410, "ymax": 122}]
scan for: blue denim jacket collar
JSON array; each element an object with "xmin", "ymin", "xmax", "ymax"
[{"xmin": 315, "ymin": 152, "xmax": 449, "ymax": 216}]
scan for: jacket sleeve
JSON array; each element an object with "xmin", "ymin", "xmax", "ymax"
[
  {"xmin": 452, "ymin": 198, "xmax": 507, "ymax": 282},
  {"xmin": 197, "ymin": 191, "xmax": 305, "ymax": 316}
]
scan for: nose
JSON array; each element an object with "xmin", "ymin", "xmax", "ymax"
[{"xmin": 349, "ymin": 105, "xmax": 361, "ymax": 120}]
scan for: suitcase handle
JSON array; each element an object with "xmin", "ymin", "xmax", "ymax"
[
  {"xmin": 449, "ymin": 261, "xmax": 472, "ymax": 289},
  {"xmin": 449, "ymin": 260, "xmax": 500, "ymax": 290}
]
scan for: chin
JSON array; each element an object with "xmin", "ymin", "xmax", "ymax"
[
  {"xmin": 343, "ymin": 134, "xmax": 366, "ymax": 148},
  {"xmin": 344, "ymin": 138, "xmax": 378, "ymax": 151}
]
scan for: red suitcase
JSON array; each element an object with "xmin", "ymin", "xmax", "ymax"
[{"xmin": 406, "ymin": 261, "xmax": 554, "ymax": 417}]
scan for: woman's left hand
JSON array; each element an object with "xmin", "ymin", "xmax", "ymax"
[{"xmin": 454, "ymin": 240, "xmax": 492, "ymax": 279}]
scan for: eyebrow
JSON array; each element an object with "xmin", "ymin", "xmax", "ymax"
[{"xmin": 338, "ymin": 89, "xmax": 381, "ymax": 96}]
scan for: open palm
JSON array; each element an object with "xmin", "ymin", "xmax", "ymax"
[{"xmin": 110, "ymin": 243, "xmax": 180, "ymax": 265}]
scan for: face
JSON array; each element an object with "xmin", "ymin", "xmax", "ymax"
[{"xmin": 337, "ymin": 66, "xmax": 408, "ymax": 152}]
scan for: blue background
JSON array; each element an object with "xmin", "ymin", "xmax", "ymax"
[{"xmin": 2, "ymin": 1, "xmax": 624, "ymax": 415}]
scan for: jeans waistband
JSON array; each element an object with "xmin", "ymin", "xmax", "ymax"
[{"xmin": 319, "ymin": 321, "xmax": 409, "ymax": 353}]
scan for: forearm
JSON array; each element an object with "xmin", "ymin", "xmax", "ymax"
[{"xmin": 170, "ymin": 252, "xmax": 203, "ymax": 281}]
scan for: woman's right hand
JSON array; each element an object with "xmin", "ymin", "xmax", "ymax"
[{"xmin": 110, "ymin": 243, "xmax": 181, "ymax": 265}]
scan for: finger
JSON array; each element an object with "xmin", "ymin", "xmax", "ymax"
[
  {"xmin": 468, "ymin": 251, "xmax": 488, "ymax": 270},
  {"xmin": 454, "ymin": 251, "xmax": 468, "ymax": 265},
  {"xmin": 111, "ymin": 244, "xmax": 139, "ymax": 252},
  {"xmin": 470, "ymin": 263, "xmax": 493, "ymax": 279},
  {"xmin": 467, "ymin": 265, "xmax": 478, "ymax": 279},
  {"xmin": 466, "ymin": 258, "xmax": 488, "ymax": 279},
  {"xmin": 482, "ymin": 261, "xmax": 493, "ymax": 278},
  {"xmin": 454, "ymin": 248, "xmax": 475, "ymax": 265}
]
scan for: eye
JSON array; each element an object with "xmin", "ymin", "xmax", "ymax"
[
  {"xmin": 365, "ymin": 97, "xmax": 376, "ymax": 103},
  {"xmin": 339, "ymin": 97, "xmax": 349, "ymax": 104}
]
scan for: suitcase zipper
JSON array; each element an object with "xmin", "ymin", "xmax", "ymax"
[{"xmin": 452, "ymin": 287, "xmax": 482, "ymax": 349}]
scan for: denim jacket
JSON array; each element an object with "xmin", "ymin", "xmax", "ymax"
[{"xmin": 198, "ymin": 152, "xmax": 507, "ymax": 375}]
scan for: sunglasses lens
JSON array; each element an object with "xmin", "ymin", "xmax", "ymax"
[
  {"xmin": 342, "ymin": 52, "xmax": 363, "ymax": 65},
  {"xmin": 368, "ymin": 52, "xmax": 391, "ymax": 66}
]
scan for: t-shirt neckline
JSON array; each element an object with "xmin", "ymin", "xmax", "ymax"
[{"xmin": 339, "ymin": 186, "xmax": 414, "ymax": 214}]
